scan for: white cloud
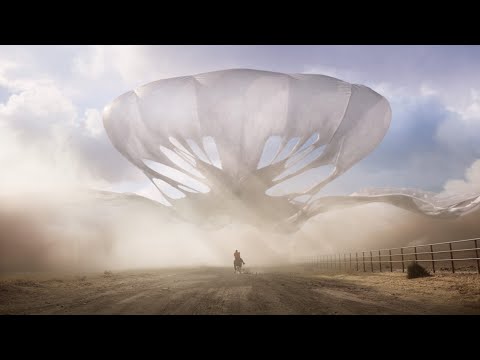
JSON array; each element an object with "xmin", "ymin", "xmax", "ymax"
[
  {"xmin": 109, "ymin": 46, "xmax": 156, "ymax": 84},
  {"xmin": 0, "ymin": 78, "xmax": 104, "ymax": 194},
  {"xmin": 0, "ymin": 80, "xmax": 77, "ymax": 143},
  {"xmin": 368, "ymin": 82, "xmax": 410, "ymax": 102},
  {"xmin": 302, "ymin": 65, "xmax": 363, "ymax": 84},
  {"xmin": 1, "ymin": 81, "xmax": 75, "ymax": 117},
  {"xmin": 435, "ymin": 114, "xmax": 479, "ymax": 150},
  {"xmin": 435, "ymin": 88, "xmax": 480, "ymax": 152},
  {"xmin": 420, "ymin": 84, "xmax": 437, "ymax": 97},
  {"xmin": 443, "ymin": 159, "xmax": 480, "ymax": 194},
  {"xmin": 71, "ymin": 45, "xmax": 178, "ymax": 87},
  {"xmin": 0, "ymin": 60, "xmax": 17, "ymax": 88},
  {"xmin": 72, "ymin": 45, "xmax": 106, "ymax": 79},
  {"xmin": 0, "ymin": 118, "xmax": 104, "ymax": 196},
  {"xmin": 303, "ymin": 64, "xmax": 411, "ymax": 102},
  {"xmin": 0, "ymin": 59, "xmax": 54, "ymax": 94},
  {"xmin": 0, "ymin": 63, "xmax": 141, "ymax": 193},
  {"xmin": 455, "ymin": 88, "xmax": 480, "ymax": 120},
  {"xmin": 435, "ymin": 88, "xmax": 480, "ymax": 126},
  {"xmin": 83, "ymin": 108, "xmax": 103, "ymax": 137}
]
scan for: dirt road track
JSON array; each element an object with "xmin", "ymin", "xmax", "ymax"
[{"xmin": 1, "ymin": 267, "xmax": 479, "ymax": 314}]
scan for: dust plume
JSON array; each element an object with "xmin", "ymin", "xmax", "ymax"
[{"xmin": 2, "ymin": 188, "xmax": 480, "ymax": 273}]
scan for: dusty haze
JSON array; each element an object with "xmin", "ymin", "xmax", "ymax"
[{"xmin": 2, "ymin": 187, "xmax": 480, "ymax": 273}]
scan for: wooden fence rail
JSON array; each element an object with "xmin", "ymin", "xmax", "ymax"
[{"xmin": 301, "ymin": 238, "xmax": 480, "ymax": 274}]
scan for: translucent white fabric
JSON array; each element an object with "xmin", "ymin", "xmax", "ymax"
[{"xmin": 103, "ymin": 69, "xmax": 480, "ymax": 231}]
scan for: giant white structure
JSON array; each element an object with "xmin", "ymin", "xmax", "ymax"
[{"xmin": 103, "ymin": 69, "xmax": 480, "ymax": 232}]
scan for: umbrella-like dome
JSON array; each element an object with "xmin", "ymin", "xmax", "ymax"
[{"xmin": 103, "ymin": 69, "xmax": 480, "ymax": 231}]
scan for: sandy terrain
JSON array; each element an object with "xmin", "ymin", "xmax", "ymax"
[{"xmin": 0, "ymin": 267, "xmax": 479, "ymax": 314}]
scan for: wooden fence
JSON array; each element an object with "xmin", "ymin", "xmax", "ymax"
[{"xmin": 303, "ymin": 238, "xmax": 480, "ymax": 274}]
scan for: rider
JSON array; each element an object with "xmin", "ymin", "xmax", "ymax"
[{"xmin": 233, "ymin": 250, "xmax": 245, "ymax": 271}]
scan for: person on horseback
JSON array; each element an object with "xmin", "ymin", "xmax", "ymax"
[{"xmin": 233, "ymin": 250, "xmax": 245, "ymax": 272}]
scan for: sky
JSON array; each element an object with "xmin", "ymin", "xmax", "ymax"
[{"xmin": 1, "ymin": 45, "xmax": 480, "ymax": 201}]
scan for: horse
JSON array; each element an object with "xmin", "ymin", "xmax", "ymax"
[{"xmin": 234, "ymin": 257, "xmax": 245, "ymax": 273}]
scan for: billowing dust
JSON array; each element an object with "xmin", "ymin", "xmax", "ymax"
[{"xmin": 2, "ymin": 189, "xmax": 480, "ymax": 273}]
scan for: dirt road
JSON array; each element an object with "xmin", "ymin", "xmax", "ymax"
[{"xmin": 1, "ymin": 267, "xmax": 479, "ymax": 314}]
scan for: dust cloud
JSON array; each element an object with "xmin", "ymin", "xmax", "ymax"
[{"xmin": 2, "ymin": 189, "xmax": 480, "ymax": 273}]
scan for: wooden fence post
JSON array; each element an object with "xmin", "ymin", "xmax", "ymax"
[
  {"xmin": 389, "ymin": 249, "xmax": 393, "ymax": 272},
  {"xmin": 379, "ymin": 250, "xmax": 382, "ymax": 272},
  {"xmin": 401, "ymin": 248, "xmax": 405, "ymax": 273},
  {"xmin": 475, "ymin": 239, "xmax": 480, "ymax": 274},
  {"xmin": 430, "ymin": 244, "xmax": 435, "ymax": 273},
  {"xmin": 370, "ymin": 250, "xmax": 374, "ymax": 272},
  {"xmin": 362, "ymin": 252, "xmax": 366, "ymax": 272},
  {"xmin": 449, "ymin": 242, "xmax": 455, "ymax": 273}
]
